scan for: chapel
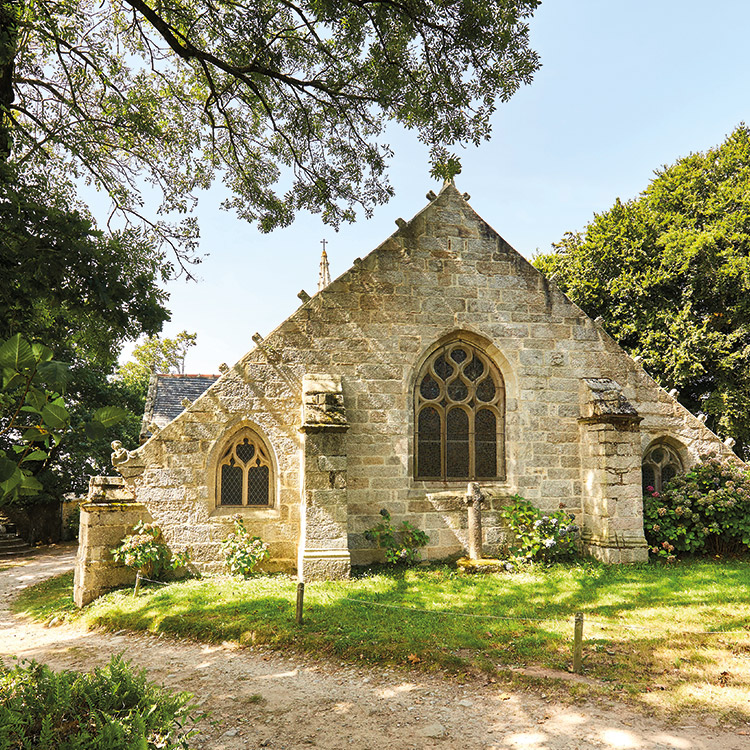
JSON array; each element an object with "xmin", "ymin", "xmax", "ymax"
[{"xmin": 108, "ymin": 181, "xmax": 738, "ymax": 579}]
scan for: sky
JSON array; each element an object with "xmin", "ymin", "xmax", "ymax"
[{"xmin": 111, "ymin": 1, "xmax": 750, "ymax": 373}]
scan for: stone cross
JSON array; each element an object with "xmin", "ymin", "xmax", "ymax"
[{"xmin": 465, "ymin": 482, "xmax": 484, "ymax": 560}]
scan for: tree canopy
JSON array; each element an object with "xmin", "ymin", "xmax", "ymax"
[
  {"xmin": 0, "ymin": 161, "xmax": 169, "ymax": 370},
  {"xmin": 1, "ymin": 0, "xmax": 540, "ymax": 271},
  {"xmin": 534, "ymin": 125, "xmax": 750, "ymax": 458}
]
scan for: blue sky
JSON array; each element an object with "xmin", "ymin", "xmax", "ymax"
[{"xmin": 114, "ymin": 1, "xmax": 750, "ymax": 373}]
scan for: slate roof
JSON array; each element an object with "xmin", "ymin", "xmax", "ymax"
[{"xmin": 140, "ymin": 373, "xmax": 219, "ymax": 442}]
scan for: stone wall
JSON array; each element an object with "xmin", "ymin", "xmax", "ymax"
[
  {"xmin": 73, "ymin": 477, "xmax": 149, "ymax": 607},
  {"xmin": 110, "ymin": 182, "xmax": 739, "ymax": 575}
]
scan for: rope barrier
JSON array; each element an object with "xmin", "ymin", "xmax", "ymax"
[{"xmin": 309, "ymin": 588, "xmax": 750, "ymax": 636}]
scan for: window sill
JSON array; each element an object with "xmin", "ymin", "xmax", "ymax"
[
  {"xmin": 408, "ymin": 479, "xmax": 510, "ymax": 496},
  {"xmin": 210, "ymin": 505, "xmax": 280, "ymax": 520}
]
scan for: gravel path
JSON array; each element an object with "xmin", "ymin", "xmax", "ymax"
[{"xmin": 1, "ymin": 546, "xmax": 747, "ymax": 750}]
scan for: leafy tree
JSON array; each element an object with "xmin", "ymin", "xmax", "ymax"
[
  {"xmin": 117, "ymin": 330, "xmax": 197, "ymax": 401},
  {"xmin": 0, "ymin": 160, "xmax": 169, "ymax": 506},
  {"xmin": 0, "ymin": 334, "xmax": 127, "ymax": 505},
  {"xmin": 1, "ymin": 0, "xmax": 541, "ymax": 269},
  {"xmin": 534, "ymin": 126, "xmax": 750, "ymax": 457},
  {"xmin": 0, "ymin": 160, "xmax": 170, "ymax": 369}
]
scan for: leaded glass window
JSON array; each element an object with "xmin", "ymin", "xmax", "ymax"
[
  {"xmin": 415, "ymin": 341, "xmax": 505, "ymax": 481},
  {"xmin": 218, "ymin": 429, "xmax": 273, "ymax": 506},
  {"xmin": 642, "ymin": 443, "xmax": 683, "ymax": 494}
]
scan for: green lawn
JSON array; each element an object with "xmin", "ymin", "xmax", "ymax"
[{"xmin": 12, "ymin": 560, "xmax": 750, "ymax": 723}]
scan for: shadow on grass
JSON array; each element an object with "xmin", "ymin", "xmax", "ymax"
[{"xmin": 12, "ymin": 559, "xmax": 750, "ymax": 722}]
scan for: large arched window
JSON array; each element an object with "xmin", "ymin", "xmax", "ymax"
[
  {"xmin": 415, "ymin": 340, "xmax": 505, "ymax": 481},
  {"xmin": 217, "ymin": 428, "xmax": 273, "ymax": 506},
  {"xmin": 642, "ymin": 443, "xmax": 683, "ymax": 494}
]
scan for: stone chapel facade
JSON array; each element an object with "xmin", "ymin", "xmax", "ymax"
[{"xmin": 110, "ymin": 182, "xmax": 738, "ymax": 579}]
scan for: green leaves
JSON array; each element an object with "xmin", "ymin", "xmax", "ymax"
[
  {"xmin": 9, "ymin": 0, "xmax": 540, "ymax": 256},
  {"xmin": 84, "ymin": 406, "xmax": 130, "ymax": 440},
  {"xmin": 0, "ymin": 333, "xmax": 127, "ymax": 505},
  {"xmin": 534, "ymin": 126, "xmax": 750, "ymax": 458}
]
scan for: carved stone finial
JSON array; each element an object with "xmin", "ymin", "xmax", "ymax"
[
  {"xmin": 668, "ymin": 388, "xmax": 679, "ymax": 398},
  {"xmin": 462, "ymin": 192, "xmax": 471, "ymax": 201},
  {"xmin": 252, "ymin": 332, "xmax": 264, "ymax": 345},
  {"xmin": 426, "ymin": 190, "xmax": 437, "ymax": 201},
  {"xmin": 111, "ymin": 440, "xmax": 131, "ymax": 467},
  {"xmin": 697, "ymin": 413, "xmax": 708, "ymax": 423},
  {"xmin": 297, "ymin": 289, "xmax": 311, "ymax": 303},
  {"xmin": 318, "ymin": 245, "xmax": 331, "ymax": 292},
  {"xmin": 147, "ymin": 422, "xmax": 161, "ymax": 435},
  {"xmin": 218, "ymin": 363, "xmax": 230, "ymax": 374},
  {"xmin": 724, "ymin": 437, "xmax": 736, "ymax": 448},
  {"xmin": 633, "ymin": 355, "xmax": 643, "ymax": 364},
  {"xmin": 180, "ymin": 397, "xmax": 192, "ymax": 409},
  {"xmin": 594, "ymin": 316, "xmax": 604, "ymax": 325},
  {"xmin": 395, "ymin": 217, "xmax": 407, "ymax": 229}
]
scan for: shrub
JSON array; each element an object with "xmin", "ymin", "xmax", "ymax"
[
  {"xmin": 364, "ymin": 508, "xmax": 430, "ymax": 565},
  {"xmin": 111, "ymin": 521, "xmax": 189, "ymax": 580},
  {"xmin": 0, "ymin": 654, "xmax": 198, "ymax": 749},
  {"xmin": 644, "ymin": 452, "xmax": 750, "ymax": 559},
  {"xmin": 222, "ymin": 515, "xmax": 270, "ymax": 577},
  {"xmin": 499, "ymin": 495, "xmax": 579, "ymax": 564}
]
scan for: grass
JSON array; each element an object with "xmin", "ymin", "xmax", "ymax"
[{"xmin": 12, "ymin": 560, "xmax": 750, "ymax": 723}]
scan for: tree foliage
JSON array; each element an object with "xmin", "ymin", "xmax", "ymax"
[
  {"xmin": 534, "ymin": 126, "xmax": 750, "ymax": 457},
  {"xmin": 0, "ymin": 334, "xmax": 127, "ymax": 505},
  {"xmin": 117, "ymin": 330, "xmax": 197, "ymax": 400},
  {"xmin": 0, "ymin": 159, "xmax": 169, "ymax": 504},
  {"xmin": 0, "ymin": 160, "xmax": 169, "ymax": 370},
  {"xmin": 1, "ymin": 0, "xmax": 541, "ymax": 268}
]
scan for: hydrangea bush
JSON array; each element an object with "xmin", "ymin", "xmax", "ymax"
[
  {"xmin": 222, "ymin": 515, "xmax": 270, "ymax": 577},
  {"xmin": 111, "ymin": 521, "xmax": 189, "ymax": 580},
  {"xmin": 499, "ymin": 495, "xmax": 579, "ymax": 564},
  {"xmin": 644, "ymin": 452, "xmax": 750, "ymax": 560},
  {"xmin": 364, "ymin": 508, "xmax": 430, "ymax": 565}
]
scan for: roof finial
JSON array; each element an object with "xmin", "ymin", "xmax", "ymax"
[{"xmin": 318, "ymin": 239, "xmax": 331, "ymax": 292}]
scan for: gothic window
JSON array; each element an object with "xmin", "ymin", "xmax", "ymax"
[
  {"xmin": 218, "ymin": 428, "xmax": 273, "ymax": 507},
  {"xmin": 415, "ymin": 341, "xmax": 505, "ymax": 481},
  {"xmin": 642, "ymin": 443, "xmax": 683, "ymax": 494}
]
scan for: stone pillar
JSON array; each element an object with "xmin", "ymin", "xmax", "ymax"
[
  {"xmin": 465, "ymin": 482, "xmax": 484, "ymax": 560},
  {"xmin": 297, "ymin": 374, "xmax": 351, "ymax": 580},
  {"xmin": 73, "ymin": 476, "xmax": 149, "ymax": 607},
  {"xmin": 578, "ymin": 378, "xmax": 648, "ymax": 563}
]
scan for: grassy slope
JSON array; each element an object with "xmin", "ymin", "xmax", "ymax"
[{"xmin": 12, "ymin": 561, "xmax": 750, "ymax": 722}]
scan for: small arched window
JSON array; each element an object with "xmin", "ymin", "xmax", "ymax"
[
  {"xmin": 218, "ymin": 428, "xmax": 273, "ymax": 506},
  {"xmin": 415, "ymin": 340, "xmax": 505, "ymax": 481},
  {"xmin": 642, "ymin": 443, "xmax": 683, "ymax": 494}
]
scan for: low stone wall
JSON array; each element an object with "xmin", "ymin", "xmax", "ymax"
[{"xmin": 73, "ymin": 477, "xmax": 150, "ymax": 607}]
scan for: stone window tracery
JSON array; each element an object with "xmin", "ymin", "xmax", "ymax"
[
  {"xmin": 642, "ymin": 443, "xmax": 683, "ymax": 494},
  {"xmin": 218, "ymin": 428, "xmax": 272, "ymax": 507},
  {"xmin": 415, "ymin": 341, "xmax": 505, "ymax": 481}
]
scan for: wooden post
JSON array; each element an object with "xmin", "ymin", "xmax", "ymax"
[
  {"xmin": 573, "ymin": 612, "xmax": 584, "ymax": 673},
  {"xmin": 134, "ymin": 570, "xmax": 142, "ymax": 596},
  {"xmin": 296, "ymin": 581, "xmax": 305, "ymax": 625}
]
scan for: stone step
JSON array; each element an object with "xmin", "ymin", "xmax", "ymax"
[{"xmin": 0, "ymin": 534, "xmax": 32, "ymax": 558}]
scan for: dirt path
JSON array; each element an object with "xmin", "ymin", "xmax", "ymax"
[{"xmin": 0, "ymin": 546, "xmax": 747, "ymax": 750}]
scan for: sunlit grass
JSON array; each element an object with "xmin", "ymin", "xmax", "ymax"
[{"xmin": 12, "ymin": 559, "xmax": 750, "ymax": 723}]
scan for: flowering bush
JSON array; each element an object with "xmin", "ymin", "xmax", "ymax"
[
  {"xmin": 364, "ymin": 508, "xmax": 430, "ymax": 565},
  {"xmin": 499, "ymin": 495, "xmax": 579, "ymax": 564},
  {"xmin": 644, "ymin": 452, "xmax": 750, "ymax": 559},
  {"xmin": 111, "ymin": 521, "xmax": 189, "ymax": 579},
  {"xmin": 222, "ymin": 515, "xmax": 270, "ymax": 577}
]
